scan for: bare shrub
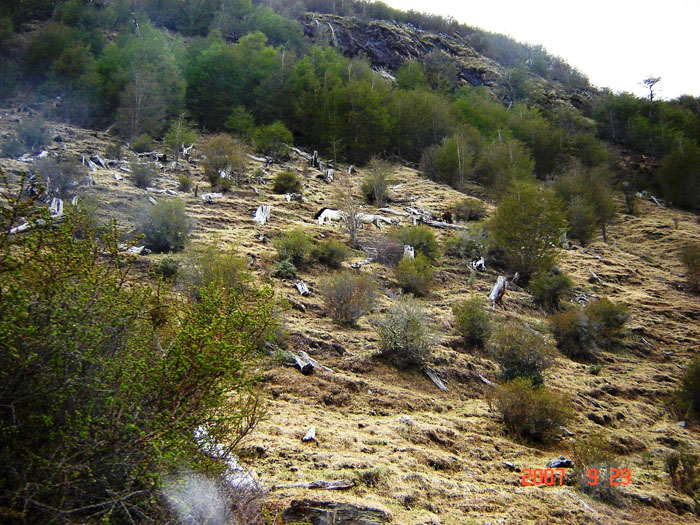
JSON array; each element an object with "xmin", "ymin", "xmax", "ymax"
[
  {"xmin": 489, "ymin": 378, "xmax": 572, "ymax": 444},
  {"xmin": 130, "ymin": 160, "xmax": 157, "ymax": 189},
  {"xmin": 17, "ymin": 116, "xmax": 50, "ymax": 152},
  {"xmin": 530, "ymin": 270, "xmax": 572, "ymax": 311},
  {"xmin": 32, "ymin": 156, "xmax": 85, "ymax": 197},
  {"xmin": 272, "ymin": 171, "xmax": 301, "ymax": 194},
  {"xmin": 202, "ymin": 133, "xmax": 245, "ymax": 188},
  {"xmin": 572, "ymin": 434, "xmax": 625, "ymax": 505},
  {"xmin": 586, "ymin": 297, "xmax": 629, "ymax": 349},
  {"xmin": 372, "ymin": 297, "xmax": 435, "ymax": 369},
  {"xmin": 549, "ymin": 307, "xmax": 597, "ymax": 361},
  {"xmin": 665, "ymin": 442, "xmax": 700, "ymax": 497},
  {"xmin": 363, "ymin": 235, "xmax": 404, "ymax": 266},
  {"xmin": 273, "ymin": 228, "xmax": 313, "ymax": 268},
  {"xmin": 137, "ymin": 198, "xmax": 192, "ymax": 253},
  {"xmin": 322, "ymin": 271, "xmax": 376, "ymax": 326}
]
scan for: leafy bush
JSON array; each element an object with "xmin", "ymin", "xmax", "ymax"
[
  {"xmin": 586, "ymin": 297, "xmax": 629, "ymax": 349},
  {"xmin": 549, "ymin": 307, "xmax": 597, "ymax": 361},
  {"xmin": 0, "ymin": 196, "xmax": 277, "ymax": 523},
  {"xmin": 488, "ymin": 323, "xmax": 554, "ymax": 385},
  {"xmin": 130, "ymin": 160, "xmax": 157, "ymax": 189},
  {"xmin": 137, "ymin": 198, "xmax": 192, "ymax": 253},
  {"xmin": 454, "ymin": 198, "xmax": 487, "ymax": 221},
  {"xmin": 313, "ymin": 239, "xmax": 350, "ymax": 268},
  {"xmin": 17, "ymin": 116, "xmax": 50, "ymax": 152},
  {"xmin": 322, "ymin": 271, "xmax": 376, "ymax": 326},
  {"xmin": 670, "ymin": 356, "xmax": 700, "ymax": 420},
  {"xmin": 681, "ymin": 243, "xmax": 700, "ymax": 293},
  {"xmin": 179, "ymin": 243, "xmax": 249, "ymax": 294},
  {"xmin": 32, "ymin": 156, "xmax": 85, "ymax": 197},
  {"xmin": 395, "ymin": 253, "xmax": 434, "ymax": 296},
  {"xmin": 130, "ymin": 133, "xmax": 152, "ymax": 153},
  {"xmin": 272, "ymin": 170, "xmax": 301, "ymax": 194},
  {"xmin": 273, "ymin": 228, "xmax": 313, "ymax": 268},
  {"xmin": 273, "ymin": 259, "xmax": 296, "ymax": 279},
  {"xmin": 665, "ymin": 443, "xmax": 700, "ymax": 497},
  {"xmin": 572, "ymin": 434, "xmax": 624, "ymax": 504},
  {"xmin": 397, "ymin": 225, "xmax": 440, "ymax": 262},
  {"xmin": 105, "ymin": 142, "xmax": 122, "ymax": 159},
  {"xmin": 178, "ymin": 173, "xmax": 193, "ymax": 192},
  {"xmin": 452, "ymin": 295, "xmax": 491, "ymax": 349},
  {"xmin": 202, "ymin": 133, "xmax": 246, "ymax": 188},
  {"xmin": 1, "ymin": 134, "xmax": 25, "ymax": 158},
  {"xmin": 153, "ymin": 255, "xmax": 180, "ymax": 280},
  {"xmin": 442, "ymin": 229, "xmax": 483, "ymax": 260},
  {"xmin": 361, "ymin": 157, "xmax": 392, "ymax": 206},
  {"xmin": 530, "ymin": 271, "xmax": 572, "ymax": 311},
  {"xmin": 372, "ymin": 298, "xmax": 435, "ymax": 369},
  {"xmin": 489, "ymin": 378, "xmax": 572, "ymax": 444},
  {"xmin": 254, "ymin": 121, "xmax": 292, "ymax": 160}
]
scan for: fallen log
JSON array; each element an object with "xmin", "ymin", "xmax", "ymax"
[
  {"xmin": 350, "ymin": 257, "xmax": 372, "ymax": 269},
  {"xmin": 245, "ymin": 152, "xmax": 267, "ymax": 163},
  {"xmin": 478, "ymin": 374, "xmax": 495, "ymax": 386},
  {"xmin": 289, "ymin": 146, "xmax": 312, "ymax": 160},
  {"xmin": 424, "ymin": 366, "xmax": 448, "ymax": 392},
  {"xmin": 302, "ymin": 427, "xmax": 316, "ymax": 442},
  {"xmin": 489, "ymin": 276, "xmax": 507, "ymax": 310},
  {"xmin": 82, "ymin": 156, "xmax": 99, "ymax": 172},
  {"xmin": 201, "ymin": 192, "xmax": 223, "ymax": 203},
  {"xmin": 588, "ymin": 269, "xmax": 604, "ymax": 285},
  {"xmin": 295, "ymin": 279, "xmax": 310, "ymax": 296},
  {"xmin": 377, "ymin": 207, "xmax": 409, "ymax": 217},
  {"xmin": 92, "ymin": 155, "xmax": 108, "ymax": 169},
  {"xmin": 49, "ymin": 198, "xmax": 63, "ymax": 217},
  {"xmin": 253, "ymin": 205, "xmax": 271, "ymax": 226},
  {"xmin": 272, "ymin": 480, "xmax": 354, "ymax": 491},
  {"xmin": 147, "ymin": 196, "xmax": 157, "ymax": 205},
  {"xmin": 298, "ymin": 351, "xmax": 333, "ymax": 373}
]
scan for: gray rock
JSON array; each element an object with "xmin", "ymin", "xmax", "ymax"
[
  {"xmin": 546, "ymin": 456, "xmax": 573, "ymax": 469},
  {"xmin": 398, "ymin": 415, "xmax": 413, "ymax": 426},
  {"xmin": 282, "ymin": 499, "xmax": 390, "ymax": 524}
]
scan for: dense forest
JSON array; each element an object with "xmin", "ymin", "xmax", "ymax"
[{"xmin": 2, "ymin": 1, "xmax": 700, "ymax": 523}]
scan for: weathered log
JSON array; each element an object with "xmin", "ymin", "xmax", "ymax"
[
  {"xmin": 82, "ymin": 156, "xmax": 99, "ymax": 172},
  {"xmin": 253, "ymin": 205, "xmax": 271, "ymax": 226},
  {"xmin": 302, "ymin": 427, "xmax": 316, "ymax": 442},
  {"xmin": 92, "ymin": 155, "xmax": 107, "ymax": 169},
  {"xmin": 146, "ymin": 187, "xmax": 166, "ymax": 194},
  {"xmin": 310, "ymin": 150, "xmax": 319, "ymax": 168},
  {"xmin": 71, "ymin": 195, "xmax": 79, "ymax": 206},
  {"xmin": 166, "ymin": 189, "xmax": 178, "ymax": 196},
  {"xmin": 588, "ymin": 269, "xmax": 603, "ymax": 285},
  {"xmin": 201, "ymin": 192, "xmax": 223, "ymax": 203},
  {"xmin": 288, "ymin": 351, "xmax": 315, "ymax": 374},
  {"xmin": 376, "ymin": 207, "xmax": 409, "ymax": 217},
  {"xmin": 9, "ymin": 222, "xmax": 31, "ymax": 234},
  {"xmin": 295, "ymin": 279, "xmax": 310, "ymax": 296},
  {"xmin": 272, "ymin": 480, "xmax": 354, "ymax": 491},
  {"xmin": 350, "ymin": 257, "xmax": 372, "ymax": 269},
  {"xmin": 244, "ymin": 152, "xmax": 267, "ymax": 163},
  {"xmin": 478, "ymin": 374, "xmax": 495, "ymax": 386},
  {"xmin": 424, "ymin": 366, "xmax": 448, "ymax": 392},
  {"xmin": 289, "ymin": 146, "xmax": 312, "ymax": 160},
  {"xmin": 489, "ymin": 276, "xmax": 507, "ymax": 310},
  {"xmin": 298, "ymin": 351, "xmax": 334, "ymax": 373},
  {"xmin": 147, "ymin": 196, "xmax": 157, "ymax": 205},
  {"xmin": 49, "ymin": 198, "xmax": 63, "ymax": 217},
  {"xmin": 113, "ymin": 173, "xmax": 122, "ymax": 181},
  {"xmin": 282, "ymin": 499, "xmax": 390, "ymax": 524},
  {"xmin": 348, "ymin": 164, "xmax": 355, "ymax": 174},
  {"xmin": 403, "ymin": 245, "xmax": 415, "ymax": 259},
  {"xmin": 285, "ymin": 193, "xmax": 304, "ymax": 202}
]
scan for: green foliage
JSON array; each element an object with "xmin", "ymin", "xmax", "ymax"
[
  {"xmin": 32, "ymin": 156, "xmax": 85, "ymax": 197},
  {"xmin": 572, "ymin": 434, "xmax": 623, "ymax": 504},
  {"xmin": 225, "ymin": 105, "xmax": 256, "ymax": 140},
  {"xmin": 153, "ymin": 255, "xmax": 180, "ymax": 280},
  {"xmin": 395, "ymin": 253, "xmax": 434, "ymax": 296},
  {"xmin": 549, "ymin": 307, "xmax": 597, "ymax": 361},
  {"xmin": 397, "ymin": 225, "xmax": 439, "ymax": 262},
  {"xmin": 586, "ymin": 297, "xmax": 629, "ymax": 349},
  {"xmin": 273, "ymin": 171, "xmax": 302, "ymax": 194},
  {"xmin": 179, "ymin": 243, "xmax": 249, "ymax": 294},
  {"xmin": 680, "ymin": 243, "xmax": 700, "ymax": 293},
  {"xmin": 137, "ymin": 198, "xmax": 192, "ymax": 253},
  {"xmin": 312, "ymin": 239, "xmax": 350, "ymax": 269},
  {"xmin": 396, "ymin": 61, "xmax": 427, "ymax": 90},
  {"xmin": 254, "ymin": 121, "xmax": 292, "ymax": 160},
  {"xmin": 0, "ymin": 192, "xmax": 278, "ymax": 522},
  {"xmin": 178, "ymin": 173, "xmax": 193, "ymax": 192},
  {"xmin": 322, "ymin": 271, "xmax": 377, "ymax": 326},
  {"xmin": 442, "ymin": 228, "xmax": 483, "ymax": 260},
  {"xmin": 273, "ymin": 228, "xmax": 313, "ymax": 268},
  {"xmin": 273, "ymin": 258, "xmax": 296, "ymax": 279},
  {"xmin": 163, "ymin": 116, "xmax": 198, "ymax": 163},
  {"xmin": 454, "ymin": 198, "xmax": 487, "ymax": 222},
  {"xmin": 490, "ymin": 181, "xmax": 567, "ymax": 279},
  {"xmin": 17, "ymin": 116, "xmax": 50, "ymax": 152},
  {"xmin": 130, "ymin": 133, "xmax": 153, "ymax": 153},
  {"xmin": 202, "ymin": 133, "xmax": 245, "ymax": 187},
  {"xmin": 659, "ymin": 140, "xmax": 700, "ymax": 211},
  {"xmin": 672, "ymin": 356, "xmax": 700, "ymax": 420},
  {"xmin": 488, "ymin": 323, "xmax": 554, "ymax": 385},
  {"xmin": 489, "ymin": 378, "xmax": 572, "ymax": 444},
  {"xmin": 361, "ymin": 157, "xmax": 392, "ymax": 205},
  {"xmin": 665, "ymin": 443, "xmax": 700, "ymax": 498},
  {"xmin": 0, "ymin": 134, "xmax": 25, "ymax": 158},
  {"xmin": 372, "ymin": 297, "xmax": 435, "ymax": 369},
  {"xmin": 530, "ymin": 271, "xmax": 572, "ymax": 311},
  {"xmin": 130, "ymin": 160, "xmax": 157, "ymax": 189},
  {"xmin": 452, "ymin": 295, "xmax": 491, "ymax": 349}
]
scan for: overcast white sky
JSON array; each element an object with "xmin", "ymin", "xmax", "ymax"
[{"xmin": 383, "ymin": 0, "xmax": 700, "ymax": 99}]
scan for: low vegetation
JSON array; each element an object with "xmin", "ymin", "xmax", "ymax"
[
  {"xmin": 322, "ymin": 271, "xmax": 376, "ymax": 326},
  {"xmin": 273, "ymin": 228, "xmax": 313, "ymax": 268},
  {"xmin": 272, "ymin": 170, "xmax": 302, "ymax": 194},
  {"xmin": 312, "ymin": 239, "xmax": 350, "ymax": 268},
  {"xmin": 681, "ymin": 242, "xmax": 700, "ymax": 293},
  {"xmin": 530, "ymin": 270, "xmax": 572, "ymax": 311},
  {"xmin": 397, "ymin": 225, "xmax": 440, "ymax": 262},
  {"xmin": 395, "ymin": 253, "xmax": 434, "ymax": 296},
  {"xmin": 130, "ymin": 160, "xmax": 157, "ymax": 189},
  {"xmin": 572, "ymin": 435, "xmax": 624, "ymax": 504},
  {"xmin": 137, "ymin": 198, "xmax": 192, "ymax": 253},
  {"xmin": 372, "ymin": 298, "xmax": 434, "ymax": 369},
  {"xmin": 452, "ymin": 295, "xmax": 491, "ymax": 349},
  {"xmin": 488, "ymin": 323, "xmax": 554, "ymax": 385}
]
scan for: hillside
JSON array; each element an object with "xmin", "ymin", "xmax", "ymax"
[{"xmin": 3, "ymin": 101, "xmax": 699, "ymax": 523}]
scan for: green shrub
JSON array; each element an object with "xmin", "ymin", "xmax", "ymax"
[
  {"xmin": 17, "ymin": 116, "xmax": 50, "ymax": 152},
  {"xmin": 153, "ymin": 256, "xmax": 180, "ymax": 280},
  {"xmin": 572, "ymin": 434, "xmax": 624, "ymax": 504},
  {"xmin": 137, "ymin": 198, "xmax": 192, "ymax": 253},
  {"xmin": 0, "ymin": 196, "xmax": 277, "ymax": 523},
  {"xmin": 489, "ymin": 378, "xmax": 572, "ymax": 444},
  {"xmin": 313, "ymin": 239, "xmax": 350, "ymax": 268},
  {"xmin": 322, "ymin": 271, "xmax": 376, "ymax": 326},
  {"xmin": 361, "ymin": 157, "xmax": 392, "ymax": 206},
  {"xmin": 670, "ymin": 356, "xmax": 700, "ymax": 420},
  {"xmin": 254, "ymin": 121, "xmax": 292, "ymax": 160},
  {"xmin": 397, "ymin": 225, "xmax": 440, "ymax": 262},
  {"xmin": 454, "ymin": 198, "xmax": 487, "ymax": 221},
  {"xmin": 180, "ymin": 243, "xmax": 249, "ymax": 294},
  {"xmin": 1, "ymin": 134, "xmax": 25, "ymax": 158},
  {"xmin": 32, "ymin": 156, "xmax": 85, "ymax": 197},
  {"xmin": 130, "ymin": 161, "xmax": 156, "ymax": 189},
  {"xmin": 202, "ymin": 133, "xmax": 246, "ymax": 188},
  {"xmin": 395, "ymin": 253, "xmax": 434, "ymax": 296},
  {"xmin": 273, "ymin": 258, "xmax": 297, "ymax": 279},
  {"xmin": 488, "ymin": 323, "xmax": 554, "ymax": 385},
  {"xmin": 274, "ymin": 228, "xmax": 313, "ymax": 268},
  {"xmin": 442, "ymin": 229, "xmax": 483, "ymax": 260},
  {"xmin": 130, "ymin": 133, "xmax": 152, "ymax": 153},
  {"xmin": 105, "ymin": 142, "xmax": 122, "ymax": 159},
  {"xmin": 680, "ymin": 243, "xmax": 700, "ymax": 293},
  {"xmin": 530, "ymin": 271, "xmax": 572, "ymax": 311},
  {"xmin": 452, "ymin": 295, "xmax": 491, "ymax": 349},
  {"xmin": 549, "ymin": 307, "xmax": 597, "ymax": 361},
  {"xmin": 273, "ymin": 171, "xmax": 302, "ymax": 194},
  {"xmin": 178, "ymin": 173, "xmax": 193, "ymax": 192},
  {"xmin": 665, "ymin": 443, "xmax": 700, "ymax": 497},
  {"xmin": 586, "ymin": 297, "xmax": 629, "ymax": 349},
  {"xmin": 372, "ymin": 298, "xmax": 435, "ymax": 369}
]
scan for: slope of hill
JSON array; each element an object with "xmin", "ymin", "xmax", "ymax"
[{"xmin": 3, "ymin": 101, "xmax": 699, "ymax": 523}]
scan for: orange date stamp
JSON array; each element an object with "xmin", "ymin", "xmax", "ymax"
[{"xmin": 521, "ymin": 467, "xmax": 632, "ymax": 486}]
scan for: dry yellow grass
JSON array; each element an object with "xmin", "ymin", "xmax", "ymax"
[{"xmin": 2, "ymin": 106, "xmax": 700, "ymax": 524}]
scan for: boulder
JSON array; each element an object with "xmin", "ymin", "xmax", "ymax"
[{"xmin": 282, "ymin": 499, "xmax": 391, "ymax": 524}]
